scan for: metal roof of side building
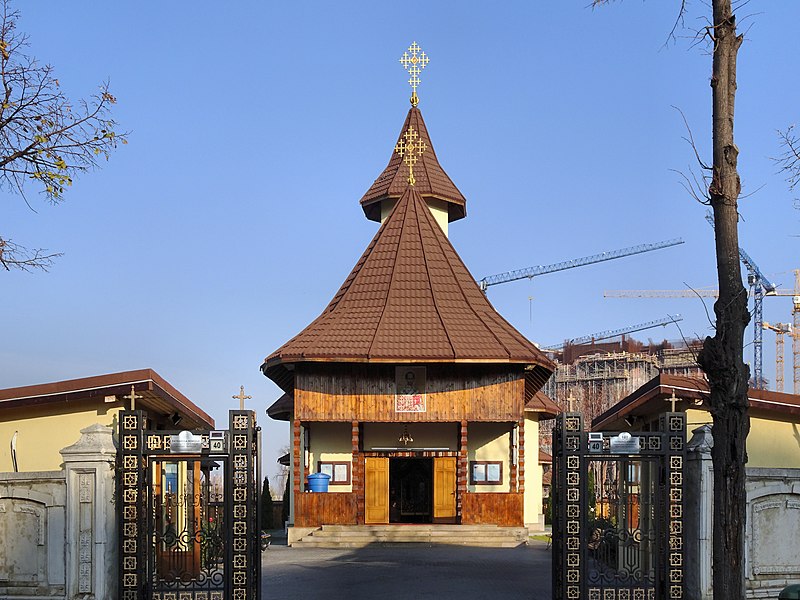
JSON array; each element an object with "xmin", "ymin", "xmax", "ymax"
[
  {"xmin": 0, "ymin": 369, "xmax": 214, "ymax": 429},
  {"xmin": 592, "ymin": 373, "xmax": 800, "ymax": 431}
]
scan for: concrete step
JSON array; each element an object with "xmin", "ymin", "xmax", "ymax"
[
  {"xmin": 293, "ymin": 540, "xmax": 524, "ymax": 548},
  {"xmin": 292, "ymin": 525, "xmax": 528, "ymax": 548}
]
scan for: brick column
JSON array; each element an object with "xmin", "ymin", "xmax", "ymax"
[
  {"xmin": 352, "ymin": 421, "xmax": 364, "ymax": 524},
  {"xmin": 458, "ymin": 420, "xmax": 468, "ymax": 520},
  {"xmin": 293, "ymin": 420, "xmax": 301, "ymax": 494},
  {"xmin": 518, "ymin": 419, "xmax": 525, "ymax": 494}
]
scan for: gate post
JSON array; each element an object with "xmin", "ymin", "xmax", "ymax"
[
  {"xmin": 61, "ymin": 423, "xmax": 117, "ymax": 600},
  {"xmin": 553, "ymin": 412, "xmax": 585, "ymax": 600},
  {"xmin": 685, "ymin": 424, "xmax": 713, "ymax": 600},
  {"xmin": 227, "ymin": 410, "xmax": 260, "ymax": 600},
  {"xmin": 117, "ymin": 410, "xmax": 146, "ymax": 600},
  {"xmin": 660, "ymin": 411, "xmax": 687, "ymax": 600}
]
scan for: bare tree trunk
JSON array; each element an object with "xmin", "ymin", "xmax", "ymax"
[{"xmin": 696, "ymin": 1, "xmax": 750, "ymax": 599}]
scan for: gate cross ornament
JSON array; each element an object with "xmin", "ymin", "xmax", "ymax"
[
  {"xmin": 123, "ymin": 385, "xmax": 142, "ymax": 411},
  {"xmin": 667, "ymin": 390, "xmax": 678, "ymax": 412},
  {"xmin": 233, "ymin": 385, "xmax": 252, "ymax": 410}
]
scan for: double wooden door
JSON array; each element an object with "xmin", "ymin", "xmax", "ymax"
[{"xmin": 364, "ymin": 457, "xmax": 456, "ymax": 524}]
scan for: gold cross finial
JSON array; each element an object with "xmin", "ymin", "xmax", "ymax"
[
  {"xmin": 394, "ymin": 125, "xmax": 427, "ymax": 186},
  {"xmin": 233, "ymin": 385, "xmax": 252, "ymax": 411},
  {"xmin": 124, "ymin": 385, "xmax": 142, "ymax": 411},
  {"xmin": 399, "ymin": 41, "xmax": 429, "ymax": 107}
]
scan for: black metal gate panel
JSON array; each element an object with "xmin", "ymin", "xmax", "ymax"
[
  {"xmin": 118, "ymin": 410, "xmax": 261, "ymax": 600},
  {"xmin": 552, "ymin": 411, "xmax": 685, "ymax": 600}
]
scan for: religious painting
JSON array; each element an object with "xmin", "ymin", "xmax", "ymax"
[{"xmin": 394, "ymin": 366, "xmax": 426, "ymax": 413}]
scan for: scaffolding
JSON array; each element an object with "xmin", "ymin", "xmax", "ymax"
[{"xmin": 539, "ymin": 338, "xmax": 703, "ymax": 454}]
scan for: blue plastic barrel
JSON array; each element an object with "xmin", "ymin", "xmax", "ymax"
[{"xmin": 306, "ymin": 472, "xmax": 331, "ymax": 493}]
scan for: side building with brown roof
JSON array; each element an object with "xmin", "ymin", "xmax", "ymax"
[
  {"xmin": 0, "ymin": 369, "xmax": 214, "ymax": 472},
  {"xmin": 263, "ymin": 94, "xmax": 558, "ymax": 541}
]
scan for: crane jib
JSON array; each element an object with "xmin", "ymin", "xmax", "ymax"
[{"xmin": 478, "ymin": 238, "xmax": 684, "ymax": 290}]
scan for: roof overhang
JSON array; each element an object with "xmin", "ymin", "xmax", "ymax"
[
  {"xmin": 0, "ymin": 369, "xmax": 214, "ymax": 430},
  {"xmin": 592, "ymin": 374, "xmax": 800, "ymax": 430}
]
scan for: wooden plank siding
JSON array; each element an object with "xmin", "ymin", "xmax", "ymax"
[
  {"xmin": 461, "ymin": 492, "xmax": 524, "ymax": 527},
  {"xmin": 294, "ymin": 364, "xmax": 525, "ymax": 422},
  {"xmin": 294, "ymin": 492, "xmax": 358, "ymax": 527}
]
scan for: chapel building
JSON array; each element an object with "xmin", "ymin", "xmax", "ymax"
[{"xmin": 263, "ymin": 44, "xmax": 557, "ymax": 541}]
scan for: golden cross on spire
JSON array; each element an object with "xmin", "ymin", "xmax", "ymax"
[
  {"xmin": 394, "ymin": 125, "xmax": 427, "ymax": 186},
  {"xmin": 233, "ymin": 385, "xmax": 252, "ymax": 411},
  {"xmin": 399, "ymin": 41, "xmax": 429, "ymax": 107}
]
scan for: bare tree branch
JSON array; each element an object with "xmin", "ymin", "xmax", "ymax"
[
  {"xmin": 0, "ymin": 0, "xmax": 127, "ymax": 271},
  {"xmin": 774, "ymin": 125, "xmax": 800, "ymax": 191},
  {"xmin": 0, "ymin": 236, "xmax": 60, "ymax": 271}
]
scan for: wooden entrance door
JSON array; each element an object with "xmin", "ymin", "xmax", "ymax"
[
  {"xmin": 433, "ymin": 457, "xmax": 456, "ymax": 522},
  {"xmin": 365, "ymin": 457, "xmax": 389, "ymax": 524}
]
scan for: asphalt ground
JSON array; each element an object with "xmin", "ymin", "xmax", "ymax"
[{"xmin": 261, "ymin": 539, "xmax": 552, "ymax": 600}]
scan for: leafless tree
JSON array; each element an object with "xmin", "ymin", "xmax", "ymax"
[
  {"xmin": 775, "ymin": 125, "xmax": 800, "ymax": 193},
  {"xmin": 593, "ymin": 1, "xmax": 750, "ymax": 598},
  {"xmin": 0, "ymin": 0, "xmax": 126, "ymax": 271}
]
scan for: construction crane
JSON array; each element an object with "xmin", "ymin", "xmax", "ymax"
[
  {"xmin": 477, "ymin": 238, "xmax": 684, "ymax": 292},
  {"xmin": 762, "ymin": 322, "xmax": 792, "ymax": 393},
  {"xmin": 605, "ymin": 287, "xmax": 800, "ymax": 393},
  {"xmin": 542, "ymin": 315, "xmax": 683, "ymax": 351},
  {"xmin": 604, "ymin": 289, "xmax": 794, "ymax": 298},
  {"xmin": 705, "ymin": 213, "xmax": 776, "ymax": 389}
]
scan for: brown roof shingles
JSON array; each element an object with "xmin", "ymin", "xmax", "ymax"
[
  {"xmin": 263, "ymin": 186, "xmax": 554, "ymax": 387},
  {"xmin": 360, "ymin": 107, "xmax": 467, "ymax": 222}
]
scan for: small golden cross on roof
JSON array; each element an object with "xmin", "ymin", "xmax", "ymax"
[
  {"xmin": 233, "ymin": 385, "xmax": 252, "ymax": 411},
  {"xmin": 394, "ymin": 125, "xmax": 427, "ymax": 186},
  {"xmin": 124, "ymin": 385, "xmax": 142, "ymax": 411},
  {"xmin": 667, "ymin": 389, "xmax": 679, "ymax": 413},
  {"xmin": 399, "ymin": 41, "xmax": 429, "ymax": 107}
]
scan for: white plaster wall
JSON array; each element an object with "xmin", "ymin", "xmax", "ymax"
[
  {"xmin": 362, "ymin": 422, "xmax": 458, "ymax": 451},
  {"xmin": 467, "ymin": 422, "xmax": 511, "ymax": 493},
  {"xmin": 308, "ymin": 422, "xmax": 353, "ymax": 492},
  {"xmin": 524, "ymin": 415, "xmax": 545, "ymax": 530}
]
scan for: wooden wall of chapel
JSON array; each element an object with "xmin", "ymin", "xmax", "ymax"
[{"xmin": 293, "ymin": 363, "xmax": 525, "ymax": 422}]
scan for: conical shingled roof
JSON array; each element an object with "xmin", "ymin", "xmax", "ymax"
[
  {"xmin": 360, "ymin": 107, "xmax": 467, "ymax": 223},
  {"xmin": 263, "ymin": 186, "xmax": 554, "ymax": 391}
]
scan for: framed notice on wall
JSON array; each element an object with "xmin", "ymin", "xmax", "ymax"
[{"xmin": 395, "ymin": 366, "xmax": 426, "ymax": 413}]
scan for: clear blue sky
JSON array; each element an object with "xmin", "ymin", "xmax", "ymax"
[{"xmin": 3, "ymin": 2, "xmax": 799, "ymax": 486}]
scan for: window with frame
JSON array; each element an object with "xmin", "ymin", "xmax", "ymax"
[
  {"xmin": 317, "ymin": 461, "xmax": 351, "ymax": 485},
  {"xmin": 470, "ymin": 461, "xmax": 503, "ymax": 485}
]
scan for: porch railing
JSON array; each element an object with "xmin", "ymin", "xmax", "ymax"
[
  {"xmin": 294, "ymin": 492, "xmax": 358, "ymax": 527},
  {"xmin": 461, "ymin": 492, "xmax": 524, "ymax": 527}
]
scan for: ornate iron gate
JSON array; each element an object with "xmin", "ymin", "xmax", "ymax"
[
  {"xmin": 118, "ymin": 410, "xmax": 261, "ymax": 600},
  {"xmin": 552, "ymin": 411, "xmax": 685, "ymax": 600}
]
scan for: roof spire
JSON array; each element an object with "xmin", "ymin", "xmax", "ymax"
[
  {"xmin": 399, "ymin": 41, "xmax": 429, "ymax": 107},
  {"xmin": 394, "ymin": 125, "xmax": 427, "ymax": 186}
]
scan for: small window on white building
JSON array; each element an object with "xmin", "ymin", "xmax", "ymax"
[
  {"xmin": 318, "ymin": 461, "xmax": 351, "ymax": 485},
  {"xmin": 470, "ymin": 461, "xmax": 503, "ymax": 485}
]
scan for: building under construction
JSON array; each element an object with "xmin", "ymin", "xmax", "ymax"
[{"xmin": 540, "ymin": 336, "xmax": 703, "ymax": 452}]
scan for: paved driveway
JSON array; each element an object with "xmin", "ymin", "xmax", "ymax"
[{"xmin": 261, "ymin": 540, "xmax": 552, "ymax": 599}]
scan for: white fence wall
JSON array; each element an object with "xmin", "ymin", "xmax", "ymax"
[{"xmin": 0, "ymin": 424, "xmax": 116, "ymax": 600}]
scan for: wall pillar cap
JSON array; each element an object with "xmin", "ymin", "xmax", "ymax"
[
  {"xmin": 59, "ymin": 423, "xmax": 116, "ymax": 463},
  {"xmin": 686, "ymin": 423, "xmax": 714, "ymax": 454}
]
